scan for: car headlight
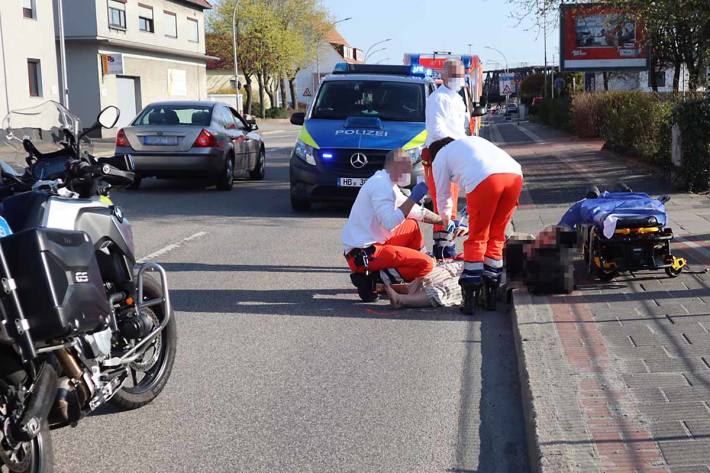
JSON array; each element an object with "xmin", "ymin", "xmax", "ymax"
[
  {"xmin": 406, "ymin": 145, "xmax": 423, "ymax": 164},
  {"xmin": 294, "ymin": 140, "xmax": 316, "ymax": 165}
]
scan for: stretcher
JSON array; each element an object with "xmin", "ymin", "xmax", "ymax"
[{"xmin": 559, "ymin": 188, "xmax": 687, "ymax": 281}]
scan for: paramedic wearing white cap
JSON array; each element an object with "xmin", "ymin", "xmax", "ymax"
[
  {"xmin": 433, "ymin": 135, "xmax": 523, "ymax": 314},
  {"xmin": 423, "ymin": 58, "xmax": 470, "ymax": 260}
]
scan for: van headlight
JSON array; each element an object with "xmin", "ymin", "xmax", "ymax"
[
  {"xmin": 294, "ymin": 140, "xmax": 316, "ymax": 165},
  {"xmin": 406, "ymin": 145, "xmax": 423, "ymax": 164}
]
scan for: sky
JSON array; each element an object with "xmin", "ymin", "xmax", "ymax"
[{"xmin": 320, "ymin": 0, "xmax": 560, "ymax": 70}]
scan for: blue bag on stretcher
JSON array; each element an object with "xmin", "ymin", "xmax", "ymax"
[{"xmin": 558, "ymin": 192, "xmax": 667, "ymax": 239}]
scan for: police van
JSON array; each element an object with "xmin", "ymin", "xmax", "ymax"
[{"xmin": 288, "ymin": 63, "xmax": 434, "ymax": 211}]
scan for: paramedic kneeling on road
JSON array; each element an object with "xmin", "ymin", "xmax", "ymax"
[
  {"xmin": 343, "ymin": 149, "xmax": 444, "ymax": 300},
  {"xmin": 433, "ymin": 136, "xmax": 523, "ymax": 314},
  {"xmin": 424, "ymin": 59, "xmax": 470, "ymax": 259}
]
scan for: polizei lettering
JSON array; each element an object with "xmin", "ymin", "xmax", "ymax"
[{"xmin": 335, "ymin": 129, "xmax": 388, "ymax": 137}]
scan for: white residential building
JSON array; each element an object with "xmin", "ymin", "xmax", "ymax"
[
  {"xmin": 55, "ymin": 0, "xmax": 214, "ymax": 134},
  {"xmin": 294, "ymin": 29, "xmax": 363, "ymax": 108},
  {"xmin": 0, "ymin": 0, "xmax": 62, "ymax": 118}
]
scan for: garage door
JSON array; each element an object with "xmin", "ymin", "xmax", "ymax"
[{"xmin": 116, "ymin": 76, "xmax": 140, "ymax": 128}]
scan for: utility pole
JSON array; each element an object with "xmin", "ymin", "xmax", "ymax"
[
  {"xmin": 543, "ymin": 5, "xmax": 548, "ymax": 98},
  {"xmin": 57, "ymin": 0, "xmax": 69, "ymax": 107}
]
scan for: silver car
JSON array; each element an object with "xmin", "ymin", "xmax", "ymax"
[{"xmin": 115, "ymin": 100, "xmax": 265, "ymax": 191}]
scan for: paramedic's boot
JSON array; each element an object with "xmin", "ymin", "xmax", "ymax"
[
  {"xmin": 433, "ymin": 231, "xmax": 456, "ymax": 260},
  {"xmin": 483, "ymin": 264, "xmax": 503, "ymax": 311},
  {"xmin": 459, "ymin": 268, "xmax": 482, "ymax": 316},
  {"xmin": 350, "ymin": 272, "xmax": 378, "ymax": 302}
]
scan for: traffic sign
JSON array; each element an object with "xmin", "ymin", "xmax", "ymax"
[
  {"xmin": 499, "ymin": 73, "xmax": 515, "ymax": 96},
  {"xmin": 303, "ymin": 88, "xmax": 312, "ymax": 97}
]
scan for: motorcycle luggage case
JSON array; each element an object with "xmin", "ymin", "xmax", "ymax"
[{"xmin": 0, "ymin": 228, "xmax": 110, "ymax": 341}]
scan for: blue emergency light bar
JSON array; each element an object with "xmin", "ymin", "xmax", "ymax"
[{"xmin": 332, "ymin": 63, "xmax": 426, "ymax": 78}]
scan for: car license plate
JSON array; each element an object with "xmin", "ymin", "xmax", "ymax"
[
  {"xmin": 337, "ymin": 177, "xmax": 367, "ymax": 187},
  {"xmin": 143, "ymin": 135, "xmax": 179, "ymax": 146}
]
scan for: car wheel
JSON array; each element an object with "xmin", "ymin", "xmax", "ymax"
[
  {"xmin": 127, "ymin": 174, "xmax": 142, "ymax": 190},
  {"xmin": 249, "ymin": 147, "xmax": 265, "ymax": 180},
  {"xmin": 290, "ymin": 192, "xmax": 311, "ymax": 211},
  {"xmin": 216, "ymin": 158, "xmax": 234, "ymax": 191}
]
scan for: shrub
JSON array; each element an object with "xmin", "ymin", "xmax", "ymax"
[
  {"xmin": 571, "ymin": 93, "xmax": 604, "ymax": 138},
  {"xmin": 537, "ymin": 97, "xmax": 573, "ymax": 132},
  {"xmin": 264, "ymin": 107, "xmax": 289, "ymax": 119},
  {"xmin": 674, "ymin": 98, "xmax": 710, "ymax": 192},
  {"xmin": 598, "ymin": 91, "xmax": 673, "ymax": 163}
]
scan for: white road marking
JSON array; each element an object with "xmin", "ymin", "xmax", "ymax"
[
  {"xmin": 486, "ymin": 122, "xmax": 505, "ymax": 144},
  {"xmin": 515, "ymin": 124, "xmax": 546, "ymax": 143},
  {"xmin": 676, "ymin": 237, "xmax": 710, "ymax": 259},
  {"xmin": 138, "ymin": 231, "xmax": 208, "ymax": 262}
]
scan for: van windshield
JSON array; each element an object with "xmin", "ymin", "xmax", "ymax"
[{"xmin": 312, "ymin": 80, "xmax": 425, "ymax": 122}]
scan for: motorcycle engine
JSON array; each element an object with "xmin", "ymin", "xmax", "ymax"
[{"xmin": 118, "ymin": 308, "xmax": 155, "ymax": 341}]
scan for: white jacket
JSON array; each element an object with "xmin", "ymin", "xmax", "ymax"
[
  {"xmin": 342, "ymin": 170, "xmax": 425, "ymax": 252},
  {"xmin": 425, "ymin": 84, "xmax": 468, "ymax": 146},
  {"xmin": 433, "ymin": 136, "xmax": 523, "ymax": 220}
]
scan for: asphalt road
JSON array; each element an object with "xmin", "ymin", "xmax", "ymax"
[{"xmin": 51, "ymin": 119, "xmax": 529, "ymax": 473}]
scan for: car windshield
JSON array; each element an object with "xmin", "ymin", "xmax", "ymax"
[
  {"xmin": 133, "ymin": 104, "xmax": 213, "ymax": 126},
  {"xmin": 312, "ymin": 80, "xmax": 425, "ymax": 122}
]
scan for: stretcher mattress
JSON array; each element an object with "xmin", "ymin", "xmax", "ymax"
[{"xmin": 559, "ymin": 192, "xmax": 667, "ymax": 238}]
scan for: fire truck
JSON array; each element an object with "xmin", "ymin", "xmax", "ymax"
[{"xmin": 403, "ymin": 52, "xmax": 485, "ymax": 136}]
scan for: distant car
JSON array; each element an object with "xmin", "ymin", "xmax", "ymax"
[
  {"xmin": 505, "ymin": 103, "xmax": 519, "ymax": 119},
  {"xmin": 115, "ymin": 100, "xmax": 265, "ymax": 190}
]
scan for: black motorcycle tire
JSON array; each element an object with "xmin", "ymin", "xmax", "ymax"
[
  {"xmin": 110, "ymin": 277, "xmax": 177, "ymax": 410},
  {"xmin": 0, "ymin": 380, "xmax": 53, "ymax": 473}
]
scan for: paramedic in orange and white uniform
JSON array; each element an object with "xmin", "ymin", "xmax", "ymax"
[
  {"xmin": 433, "ymin": 136, "xmax": 523, "ymax": 312},
  {"xmin": 424, "ymin": 58, "xmax": 470, "ymax": 259}
]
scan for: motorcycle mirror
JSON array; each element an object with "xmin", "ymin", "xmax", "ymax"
[{"xmin": 97, "ymin": 106, "xmax": 120, "ymax": 129}]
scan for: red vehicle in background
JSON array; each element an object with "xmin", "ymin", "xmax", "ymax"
[{"xmin": 403, "ymin": 52, "xmax": 485, "ymax": 136}]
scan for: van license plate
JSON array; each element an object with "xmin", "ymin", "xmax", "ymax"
[{"xmin": 337, "ymin": 177, "xmax": 367, "ymax": 187}]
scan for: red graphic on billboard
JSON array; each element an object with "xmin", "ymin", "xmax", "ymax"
[{"xmin": 560, "ymin": 3, "xmax": 648, "ymax": 71}]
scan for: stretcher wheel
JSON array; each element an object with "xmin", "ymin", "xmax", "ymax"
[{"xmin": 665, "ymin": 266, "xmax": 683, "ymax": 278}]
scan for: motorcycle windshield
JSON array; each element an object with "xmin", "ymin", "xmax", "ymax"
[{"xmin": 0, "ymin": 100, "xmax": 92, "ymax": 161}]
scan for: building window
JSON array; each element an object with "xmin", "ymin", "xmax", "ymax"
[
  {"xmin": 27, "ymin": 59, "xmax": 42, "ymax": 97},
  {"xmin": 108, "ymin": 0, "xmax": 126, "ymax": 30},
  {"xmin": 164, "ymin": 11, "xmax": 177, "ymax": 38},
  {"xmin": 187, "ymin": 18, "xmax": 199, "ymax": 43},
  {"xmin": 138, "ymin": 4, "xmax": 154, "ymax": 32},
  {"xmin": 23, "ymin": 0, "xmax": 35, "ymax": 19}
]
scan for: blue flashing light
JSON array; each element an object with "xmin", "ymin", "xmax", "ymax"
[
  {"xmin": 321, "ymin": 152, "xmax": 334, "ymax": 159},
  {"xmin": 333, "ymin": 63, "xmax": 348, "ymax": 73}
]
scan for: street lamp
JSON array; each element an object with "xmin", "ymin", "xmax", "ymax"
[
  {"xmin": 232, "ymin": 0, "xmax": 240, "ymax": 112},
  {"xmin": 333, "ymin": 17, "xmax": 352, "ymax": 25},
  {"xmin": 365, "ymin": 47, "xmax": 387, "ymax": 62},
  {"xmin": 485, "ymin": 46, "xmax": 508, "ymax": 73},
  {"xmin": 375, "ymin": 57, "xmax": 391, "ymax": 64},
  {"xmin": 467, "ymin": 43, "xmax": 473, "ymax": 57},
  {"xmin": 364, "ymin": 38, "xmax": 391, "ymax": 61}
]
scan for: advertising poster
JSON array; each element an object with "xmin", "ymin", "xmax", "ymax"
[{"xmin": 560, "ymin": 3, "xmax": 647, "ymax": 71}]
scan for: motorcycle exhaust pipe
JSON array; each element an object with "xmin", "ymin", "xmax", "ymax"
[
  {"xmin": 11, "ymin": 363, "xmax": 57, "ymax": 442},
  {"xmin": 55, "ymin": 348, "xmax": 91, "ymax": 405}
]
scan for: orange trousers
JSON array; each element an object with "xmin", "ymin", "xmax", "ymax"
[
  {"xmin": 464, "ymin": 173, "xmax": 523, "ymax": 263},
  {"xmin": 346, "ymin": 218, "xmax": 434, "ymax": 281},
  {"xmin": 423, "ymin": 148, "xmax": 458, "ymax": 233}
]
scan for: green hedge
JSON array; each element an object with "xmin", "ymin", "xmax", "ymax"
[
  {"xmin": 537, "ymin": 97, "xmax": 573, "ymax": 132},
  {"xmin": 674, "ymin": 99, "xmax": 710, "ymax": 192},
  {"xmin": 536, "ymin": 91, "xmax": 709, "ymax": 191}
]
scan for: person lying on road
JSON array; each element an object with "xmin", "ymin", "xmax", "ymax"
[
  {"xmin": 342, "ymin": 148, "xmax": 445, "ymax": 299},
  {"xmin": 383, "ymin": 260, "xmax": 464, "ymax": 309}
]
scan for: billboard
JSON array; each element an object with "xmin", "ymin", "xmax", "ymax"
[{"xmin": 560, "ymin": 4, "xmax": 647, "ymax": 71}]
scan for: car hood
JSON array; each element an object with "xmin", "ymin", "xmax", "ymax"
[{"xmin": 298, "ymin": 118, "xmax": 426, "ymax": 151}]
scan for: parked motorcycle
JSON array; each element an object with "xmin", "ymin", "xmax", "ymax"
[{"xmin": 0, "ymin": 101, "xmax": 176, "ymax": 472}]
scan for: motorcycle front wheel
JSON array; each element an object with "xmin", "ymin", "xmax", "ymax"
[
  {"xmin": 110, "ymin": 277, "xmax": 177, "ymax": 410},
  {"xmin": 0, "ymin": 380, "xmax": 53, "ymax": 473}
]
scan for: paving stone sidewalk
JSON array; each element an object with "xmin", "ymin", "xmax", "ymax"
[{"xmin": 493, "ymin": 120, "xmax": 710, "ymax": 473}]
